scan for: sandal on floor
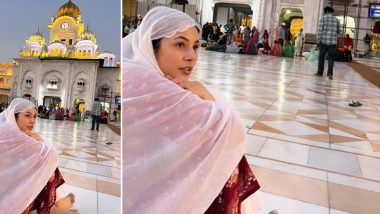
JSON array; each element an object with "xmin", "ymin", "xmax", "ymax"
[{"xmin": 348, "ymin": 101, "xmax": 362, "ymax": 107}]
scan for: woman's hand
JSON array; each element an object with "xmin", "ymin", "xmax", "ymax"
[
  {"xmin": 177, "ymin": 81, "xmax": 215, "ymax": 101},
  {"xmin": 26, "ymin": 132, "xmax": 43, "ymax": 142},
  {"xmin": 165, "ymin": 75, "xmax": 215, "ymax": 101}
]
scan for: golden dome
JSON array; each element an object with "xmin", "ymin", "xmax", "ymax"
[
  {"xmin": 78, "ymin": 27, "xmax": 97, "ymax": 44},
  {"xmin": 56, "ymin": 0, "xmax": 81, "ymax": 19},
  {"xmin": 27, "ymin": 30, "xmax": 46, "ymax": 46}
]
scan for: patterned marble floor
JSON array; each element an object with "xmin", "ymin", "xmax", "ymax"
[
  {"xmin": 35, "ymin": 118, "xmax": 121, "ymax": 214},
  {"xmin": 354, "ymin": 57, "xmax": 380, "ymax": 72},
  {"xmin": 192, "ymin": 49, "xmax": 380, "ymax": 214}
]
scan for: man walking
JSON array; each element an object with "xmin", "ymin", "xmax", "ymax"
[
  {"xmin": 91, "ymin": 98, "xmax": 103, "ymax": 132},
  {"xmin": 316, "ymin": 6, "xmax": 341, "ymax": 80}
]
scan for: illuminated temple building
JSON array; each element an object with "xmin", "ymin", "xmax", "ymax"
[
  {"xmin": 0, "ymin": 63, "xmax": 13, "ymax": 104},
  {"xmin": 11, "ymin": 0, "xmax": 120, "ymax": 114}
]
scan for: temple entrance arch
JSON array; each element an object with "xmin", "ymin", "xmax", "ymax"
[
  {"xmin": 213, "ymin": 3, "xmax": 252, "ymax": 27},
  {"xmin": 43, "ymin": 96, "xmax": 61, "ymax": 108},
  {"xmin": 370, "ymin": 21, "xmax": 380, "ymax": 56},
  {"xmin": 0, "ymin": 94, "xmax": 8, "ymax": 104},
  {"xmin": 74, "ymin": 98, "xmax": 86, "ymax": 114},
  {"xmin": 278, "ymin": 8, "xmax": 303, "ymax": 42},
  {"xmin": 336, "ymin": 15, "xmax": 356, "ymax": 38},
  {"xmin": 279, "ymin": 8, "xmax": 303, "ymax": 27}
]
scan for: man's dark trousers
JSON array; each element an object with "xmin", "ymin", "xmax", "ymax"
[
  {"xmin": 91, "ymin": 115, "xmax": 100, "ymax": 131},
  {"xmin": 317, "ymin": 44, "xmax": 336, "ymax": 76}
]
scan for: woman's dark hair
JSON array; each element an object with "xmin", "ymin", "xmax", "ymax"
[
  {"xmin": 14, "ymin": 107, "xmax": 37, "ymax": 120},
  {"xmin": 152, "ymin": 27, "xmax": 200, "ymax": 52},
  {"xmin": 152, "ymin": 39, "xmax": 162, "ymax": 52}
]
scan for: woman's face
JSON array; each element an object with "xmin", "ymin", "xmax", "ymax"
[
  {"xmin": 16, "ymin": 107, "xmax": 37, "ymax": 134},
  {"xmin": 155, "ymin": 27, "xmax": 199, "ymax": 81}
]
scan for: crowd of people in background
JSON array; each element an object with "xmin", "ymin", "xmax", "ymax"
[
  {"xmin": 122, "ymin": 13, "xmax": 305, "ymax": 58},
  {"xmin": 202, "ymin": 19, "xmax": 304, "ymax": 57},
  {"xmin": 37, "ymin": 104, "xmax": 77, "ymax": 121},
  {"xmin": 123, "ymin": 7, "xmax": 354, "ymax": 66},
  {"xmin": 122, "ymin": 14, "xmax": 143, "ymax": 37},
  {"xmin": 36, "ymin": 103, "xmax": 110, "ymax": 123},
  {"xmin": 0, "ymin": 102, "xmax": 109, "ymax": 123},
  {"xmin": 0, "ymin": 103, "xmax": 8, "ymax": 112}
]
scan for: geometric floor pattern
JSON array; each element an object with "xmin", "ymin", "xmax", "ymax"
[
  {"xmin": 192, "ymin": 49, "xmax": 380, "ymax": 213},
  {"xmin": 355, "ymin": 57, "xmax": 380, "ymax": 72},
  {"xmin": 31, "ymin": 51, "xmax": 379, "ymax": 214},
  {"xmin": 35, "ymin": 118, "xmax": 120, "ymax": 214}
]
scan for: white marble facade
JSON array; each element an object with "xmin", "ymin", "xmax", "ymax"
[
  {"xmin": 11, "ymin": 58, "xmax": 118, "ymax": 111},
  {"xmin": 11, "ymin": 0, "xmax": 119, "ymax": 111}
]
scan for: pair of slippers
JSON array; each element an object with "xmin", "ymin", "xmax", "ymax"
[{"xmin": 348, "ymin": 101, "xmax": 362, "ymax": 107}]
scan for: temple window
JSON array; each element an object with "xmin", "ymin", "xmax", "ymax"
[
  {"xmin": 25, "ymin": 78, "xmax": 33, "ymax": 88},
  {"xmin": 102, "ymin": 87, "xmax": 109, "ymax": 92},
  {"xmin": 47, "ymin": 79, "xmax": 59, "ymax": 89},
  {"xmin": 77, "ymin": 81, "xmax": 85, "ymax": 89},
  {"xmin": 99, "ymin": 85, "xmax": 110, "ymax": 95}
]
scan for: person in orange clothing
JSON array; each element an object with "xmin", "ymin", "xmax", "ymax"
[{"xmin": 233, "ymin": 34, "xmax": 243, "ymax": 46}]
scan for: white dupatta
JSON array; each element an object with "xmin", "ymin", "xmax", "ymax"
[
  {"xmin": 0, "ymin": 98, "xmax": 58, "ymax": 213},
  {"xmin": 123, "ymin": 7, "xmax": 246, "ymax": 214}
]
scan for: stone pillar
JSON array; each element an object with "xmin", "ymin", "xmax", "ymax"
[
  {"xmin": 36, "ymin": 61, "xmax": 43, "ymax": 106},
  {"xmin": 201, "ymin": 0, "xmax": 214, "ymax": 24},
  {"xmin": 64, "ymin": 61, "xmax": 73, "ymax": 110},
  {"xmin": 15, "ymin": 61, "xmax": 22, "ymax": 98},
  {"xmin": 89, "ymin": 63, "xmax": 99, "ymax": 112},
  {"xmin": 258, "ymin": 0, "xmax": 265, "ymax": 30},
  {"xmin": 264, "ymin": 0, "xmax": 274, "ymax": 32},
  {"xmin": 251, "ymin": 0, "xmax": 260, "ymax": 28},
  {"xmin": 303, "ymin": 0, "xmax": 325, "ymax": 34},
  {"xmin": 357, "ymin": 3, "xmax": 370, "ymax": 52},
  {"xmin": 273, "ymin": 0, "xmax": 282, "ymax": 27}
]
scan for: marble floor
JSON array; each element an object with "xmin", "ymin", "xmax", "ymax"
[
  {"xmin": 192, "ymin": 49, "xmax": 380, "ymax": 214},
  {"xmin": 35, "ymin": 118, "xmax": 121, "ymax": 214},
  {"xmin": 354, "ymin": 57, "xmax": 380, "ymax": 72}
]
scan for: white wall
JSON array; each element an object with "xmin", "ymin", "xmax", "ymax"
[{"xmin": 12, "ymin": 58, "xmax": 106, "ymax": 110}]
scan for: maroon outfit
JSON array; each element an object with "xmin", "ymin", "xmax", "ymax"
[
  {"xmin": 22, "ymin": 169, "xmax": 65, "ymax": 214},
  {"xmin": 343, "ymin": 37, "xmax": 353, "ymax": 48},
  {"xmin": 263, "ymin": 30, "xmax": 271, "ymax": 51},
  {"xmin": 205, "ymin": 156, "xmax": 260, "ymax": 214}
]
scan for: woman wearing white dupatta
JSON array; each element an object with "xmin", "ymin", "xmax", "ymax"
[
  {"xmin": 123, "ymin": 6, "xmax": 260, "ymax": 214},
  {"xmin": 0, "ymin": 98, "xmax": 77, "ymax": 214},
  {"xmin": 294, "ymin": 28, "xmax": 304, "ymax": 57}
]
